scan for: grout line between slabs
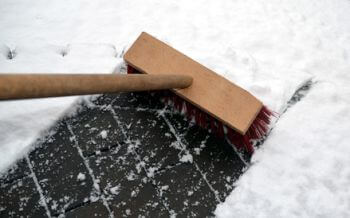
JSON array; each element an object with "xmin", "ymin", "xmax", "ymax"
[
  {"xmin": 66, "ymin": 122, "xmax": 114, "ymax": 218},
  {"xmin": 159, "ymin": 111, "xmax": 222, "ymax": 203},
  {"xmin": 107, "ymin": 104, "xmax": 174, "ymax": 216},
  {"xmin": 25, "ymin": 155, "xmax": 52, "ymax": 218}
]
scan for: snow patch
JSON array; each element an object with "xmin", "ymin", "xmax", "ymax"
[
  {"xmin": 100, "ymin": 130, "xmax": 108, "ymax": 139},
  {"xmin": 77, "ymin": 172, "xmax": 86, "ymax": 181},
  {"xmin": 179, "ymin": 153, "xmax": 193, "ymax": 163},
  {"xmin": 110, "ymin": 185, "xmax": 120, "ymax": 195}
]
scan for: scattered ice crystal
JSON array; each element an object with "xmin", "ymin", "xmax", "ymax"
[
  {"xmin": 110, "ymin": 185, "xmax": 120, "ymax": 195},
  {"xmin": 77, "ymin": 173, "xmax": 86, "ymax": 181},
  {"xmin": 180, "ymin": 153, "xmax": 193, "ymax": 163},
  {"xmin": 100, "ymin": 130, "xmax": 108, "ymax": 139}
]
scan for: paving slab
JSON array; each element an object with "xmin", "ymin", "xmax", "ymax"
[
  {"xmin": 88, "ymin": 143, "xmax": 169, "ymax": 217},
  {"xmin": 69, "ymin": 107, "xmax": 125, "ymax": 157},
  {"xmin": 152, "ymin": 163, "xmax": 218, "ymax": 217},
  {"xmin": 0, "ymin": 176, "xmax": 47, "ymax": 217},
  {"xmin": 115, "ymin": 108, "xmax": 182, "ymax": 172},
  {"xmin": 28, "ymin": 121, "xmax": 94, "ymax": 215}
]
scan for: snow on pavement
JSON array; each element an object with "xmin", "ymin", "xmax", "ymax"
[{"xmin": 1, "ymin": 0, "xmax": 349, "ymax": 216}]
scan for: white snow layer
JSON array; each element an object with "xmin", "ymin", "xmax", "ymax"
[{"xmin": 0, "ymin": 0, "xmax": 349, "ymax": 217}]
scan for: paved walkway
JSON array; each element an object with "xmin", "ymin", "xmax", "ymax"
[{"xmin": 0, "ymin": 92, "xmax": 249, "ymax": 217}]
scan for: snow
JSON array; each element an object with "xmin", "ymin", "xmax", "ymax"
[
  {"xmin": 217, "ymin": 84, "xmax": 350, "ymax": 218},
  {"xmin": 77, "ymin": 173, "xmax": 86, "ymax": 182},
  {"xmin": 1, "ymin": 0, "xmax": 350, "ymax": 217},
  {"xmin": 100, "ymin": 130, "xmax": 108, "ymax": 139},
  {"xmin": 110, "ymin": 185, "xmax": 120, "ymax": 195},
  {"xmin": 146, "ymin": 167, "xmax": 158, "ymax": 178},
  {"xmin": 214, "ymin": 1, "xmax": 350, "ymax": 217},
  {"xmin": 179, "ymin": 152, "xmax": 193, "ymax": 163}
]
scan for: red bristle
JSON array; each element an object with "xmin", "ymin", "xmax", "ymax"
[
  {"xmin": 226, "ymin": 128, "xmax": 236, "ymax": 146},
  {"xmin": 184, "ymin": 102, "xmax": 190, "ymax": 117},
  {"xmin": 227, "ymin": 128, "xmax": 244, "ymax": 150},
  {"xmin": 127, "ymin": 65, "xmax": 135, "ymax": 74},
  {"xmin": 210, "ymin": 117, "xmax": 217, "ymax": 135},
  {"xmin": 196, "ymin": 111, "xmax": 203, "ymax": 128},
  {"xmin": 173, "ymin": 95, "xmax": 183, "ymax": 111},
  {"xmin": 199, "ymin": 112, "xmax": 208, "ymax": 129},
  {"xmin": 194, "ymin": 108, "xmax": 201, "ymax": 124},
  {"xmin": 217, "ymin": 122, "xmax": 225, "ymax": 138},
  {"xmin": 243, "ymin": 135, "xmax": 254, "ymax": 153},
  {"xmin": 224, "ymin": 105, "xmax": 274, "ymax": 153},
  {"xmin": 241, "ymin": 105, "xmax": 275, "ymax": 152},
  {"xmin": 197, "ymin": 110, "xmax": 203, "ymax": 127},
  {"xmin": 248, "ymin": 123, "xmax": 259, "ymax": 139},
  {"xmin": 170, "ymin": 95, "xmax": 175, "ymax": 107},
  {"xmin": 185, "ymin": 102, "xmax": 195, "ymax": 120},
  {"xmin": 126, "ymin": 65, "xmax": 275, "ymax": 154},
  {"xmin": 259, "ymin": 120, "xmax": 268, "ymax": 133},
  {"xmin": 163, "ymin": 96, "xmax": 170, "ymax": 105}
]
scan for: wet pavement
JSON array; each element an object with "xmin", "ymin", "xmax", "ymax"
[{"xmin": 0, "ymin": 92, "xmax": 248, "ymax": 217}]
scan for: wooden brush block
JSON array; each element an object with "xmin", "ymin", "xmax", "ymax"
[{"xmin": 124, "ymin": 32, "xmax": 263, "ymax": 135}]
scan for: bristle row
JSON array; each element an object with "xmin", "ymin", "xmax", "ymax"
[{"xmin": 127, "ymin": 65, "xmax": 274, "ymax": 153}]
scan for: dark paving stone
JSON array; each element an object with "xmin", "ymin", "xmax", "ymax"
[
  {"xmin": 28, "ymin": 121, "xmax": 94, "ymax": 215},
  {"xmin": 153, "ymin": 163, "xmax": 218, "ymax": 217},
  {"xmin": 0, "ymin": 158, "xmax": 30, "ymax": 184},
  {"xmin": 89, "ymin": 144, "xmax": 169, "ymax": 217},
  {"xmin": 69, "ymin": 107, "xmax": 125, "ymax": 156},
  {"xmin": 65, "ymin": 201, "xmax": 109, "ymax": 218},
  {"xmin": 0, "ymin": 176, "xmax": 47, "ymax": 217},
  {"xmin": 114, "ymin": 108, "xmax": 182, "ymax": 173}
]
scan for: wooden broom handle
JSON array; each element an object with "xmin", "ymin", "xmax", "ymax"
[{"xmin": 0, "ymin": 74, "xmax": 193, "ymax": 100}]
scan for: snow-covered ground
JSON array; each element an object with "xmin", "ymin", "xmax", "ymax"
[{"xmin": 1, "ymin": 0, "xmax": 349, "ymax": 217}]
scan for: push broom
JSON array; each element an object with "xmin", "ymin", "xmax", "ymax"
[{"xmin": 0, "ymin": 32, "xmax": 274, "ymax": 153}]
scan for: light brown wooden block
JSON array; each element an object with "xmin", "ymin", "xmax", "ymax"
[{"xmin": 124, "ymin": 32, "xmax": 263, "ymax": 134}]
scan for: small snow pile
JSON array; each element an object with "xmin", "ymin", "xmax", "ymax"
[
  {"xmin": 146, "ymin": 167, "xmax": 158, "ymax": 178},
  {"xmin": 179, "ymin": 152, "xmax": 193, "ymax": 163},
  {"xmin": 76, "ymin": 173, "xmax": 86, "ymax": 182},
  {"xmin": 161, "ymin": 185, "xmax": 169, "ymax": 191},
  {"xmin": 110, "ymin": 185, "xmax": 121, "ymax": 195},
  {"xmin": 99, "ymin": 130, "xmax": 108, "ymax": 139}
]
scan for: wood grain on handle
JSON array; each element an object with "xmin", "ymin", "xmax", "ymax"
[{"xmin": 0, "ymin": 74, "xmax": 193, "ymax": 100}]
